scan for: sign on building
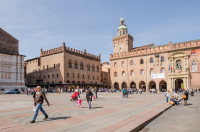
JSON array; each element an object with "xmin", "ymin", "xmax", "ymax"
[{"xmin": 151, "ymin": 74, "xmax": 165, "ymax": 79}]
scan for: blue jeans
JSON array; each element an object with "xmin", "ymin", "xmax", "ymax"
[
  {"xmin": 33, "ymin": 103, "xmax": 47, "ymax": 121},
  {"xmin": 166, "ymin": 97, "xmax": 169, "ymax": 103},
  {"xmin": 88, "ymin": 101, "xmax": 91, "ymax": 109}
]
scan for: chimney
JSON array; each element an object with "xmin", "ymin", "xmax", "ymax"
[{"xmin": 62, "ymin": 42, "xmax": 65, "ymax": 51}]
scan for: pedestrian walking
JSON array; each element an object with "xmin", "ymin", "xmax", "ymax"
[
  {"xmin": 165, "ymin": 90, "xmax": 170, "ymax": 103},
  {"xmin": 122, "ymin": 88, "xmax": 126, "ymax": 97},
  {"xmin": 86, "ymin": 89, "xmax": 93, "ymax": 109},
  {"xmin": 95, "ymin": 87, "xmax": 98, "ymax": 99},
  {"xmin": 30, "ymin": 86, "xmax": 50, "ymax": 123},
  {"xmin": 76, "ymin": 97, "xmax": 82, "ymax": 108}
]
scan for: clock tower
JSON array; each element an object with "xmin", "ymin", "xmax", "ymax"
[{"xmin": 113, "ymin": 17, "xmax": 134, "ymax": 54}]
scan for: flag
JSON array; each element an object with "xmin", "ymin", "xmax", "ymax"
[{"xmin": 168, "ymin": 65, "xmax": 170, "ymax": 71}]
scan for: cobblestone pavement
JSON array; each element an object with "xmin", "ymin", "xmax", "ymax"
[
  {"xmin": 0, "ymin": 92, "xmax": 171, "ymax": 132},
  {"xmin": 140, "ymin": 93, "xmax": 200, "ymax": 132}
]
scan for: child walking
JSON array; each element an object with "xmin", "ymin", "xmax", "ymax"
[{"xmin": 76, "ymin": 97, "xmax": 82, "ymax": 108}]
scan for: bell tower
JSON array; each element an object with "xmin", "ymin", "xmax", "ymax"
[{"xmin": 113, "ymin": 17, "xmax": 134, "ymax": 54}]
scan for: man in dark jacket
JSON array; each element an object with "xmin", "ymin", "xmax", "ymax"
[
  {"xmin": 86, "ymin": 89, "xmax": 93, "ymax": 109},
  {"xmin": 30, "ymin": 86, "xmax": 50, "ymax": 123}
]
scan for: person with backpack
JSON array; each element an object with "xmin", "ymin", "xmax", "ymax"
[{"xmin": 86, "ymin": 89, "xmax": 93, "ymax": 109}]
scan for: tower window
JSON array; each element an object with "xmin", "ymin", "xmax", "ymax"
[
  {"xmin": 150, "ymin": 58, "xmax": 154, "ymax": 63},
  {"xmin": 140, "ymin": 59, "xmax": 144, "ymax": 64}
]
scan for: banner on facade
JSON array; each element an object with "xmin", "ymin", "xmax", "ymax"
[{"xmin": 151, "ymin": 74, "xmax": 165, "ymax": 79}]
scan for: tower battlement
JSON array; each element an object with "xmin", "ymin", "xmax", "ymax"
[
  {"xmin": 40, "ymin": 42, "xmax": 101, "ymax": 61},
  {"xmin": 110, "ymin": 39, "xmax": 200, "ymax": 60}
]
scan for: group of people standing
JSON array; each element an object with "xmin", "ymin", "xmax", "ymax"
[{"xmin": 165, "ymin": 89, "xmax": 193, "ymax": 106}]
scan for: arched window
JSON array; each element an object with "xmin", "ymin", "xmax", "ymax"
[
  {"xmin": 68, "ymin": 60, "xmax": 72, "ymax": 68},
  {"xmin": 140, "ymin": 69, "xmax": 144, "ymax": 75},
  {"xmin": 74, "ymin": 61, "xmax": 78, "ymax": 69},
  {"xmin": 114, "ymin": 62, "xmax": 117, "ymax": 67},
  {"xmin": 114, "ymin": 72, "xmax": 117, "ymax": 77},
  {"xmin": 161, "ymin": 56, "xmax": 165, "ymax": 62},
  {"xmin": 123, "ymin": 31, "xmax": 125, "ymax": 34},
  {"xmin": 92, "ymin": 65, "xmax": 95, "ymax": 72},
  {"xmin": 150, "ymin": 58, "xmax": 153, "ymax": 63},
  {"xmin": 121, "ymin": 61, "xmax": 125, "ymax": 66},
  {"xmin": 130, "ymin": 70, "xmax": 134, "ymax": 76},
  {"xmin": 150, "ymin": 68, "xmax": 154, "ymax": 75},
  {"xmin": 130, "ymin": 60, "xmax": 134, "ymax": 65},
  {"xmin": 80, "ymin": 62, "xmax": 84, "ymax": 70},
  {"xmin": 191, "ymin": 62, "xmax": 198, "ymax": 72},
  {"xmin": 87, "ymin": 64, "xmax": 90, "ymax": 71},
  {"xmin": 161, "ymin": 68, "xmax": 165, "ymax": 74},
  {"xmin": 140, "ymin": 59, "xmax": 144, "ymax": 64},
  {"xmin": 97, "ymin": 66, "xmax": 99, "ymax": 72},
  {"xmin": 122, "ymin": 71, "xmax": 125, "ymax": 76}
]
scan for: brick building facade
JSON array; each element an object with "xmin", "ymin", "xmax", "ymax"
[
  {"xmin": 25, "ymin": 43, "xmax": 102, "ymax": 89},
  {"xmin": 101, "ymin": 62, "xmax": 111, "ymax": 88},
  {"xmin": 0, "ymin": 28, "xmax": 25, "ymax": 90},
  {"xmin": 110, "ymin": 18, "xmax": 200, "ymax": 92}
]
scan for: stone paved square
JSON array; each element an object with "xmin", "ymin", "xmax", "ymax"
[{"xmin": 0, "ymin": 92, "xmax": 170, "ymax": 132}]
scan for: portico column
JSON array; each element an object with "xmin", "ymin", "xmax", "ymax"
[
  {"xmin": 184, "ymin": 77, "xmax": 186, "ymax": 89},
  {"xmin": 168, "ymin": 78, "xmax": 171, "ymax": 91},
  {"xmin": 186, "ymin": 77, "xmax": 189, "ymax": 89},
  {"xmin": 146, "ymin": 82, "xmax": 150, "ymax": 92},
  {"xmin": 156, "ymin": 82, "xmax": 159, "ymax": 93}
]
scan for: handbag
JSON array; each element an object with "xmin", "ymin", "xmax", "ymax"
[
  {"xmin": 169, "ymin": 101, "xmax": 174, "ymax": 105},
  {"xmin": 182, "ymin": 95, "xmax": 186, "ymax": 99},
  {"xmin": 33, "ymin": 106, "xmax": 36, "ymax": 112}
]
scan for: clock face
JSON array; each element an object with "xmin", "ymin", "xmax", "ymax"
[{"xmin": 117, "ymin": 44, "xmax": 124, "ymax": 52}]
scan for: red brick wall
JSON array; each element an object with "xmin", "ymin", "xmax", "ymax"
[{"xmin": 0, "ymin": 28, "xmax": 19, "ymax": 54}]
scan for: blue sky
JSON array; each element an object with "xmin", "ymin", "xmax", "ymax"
[{"xmin": 1, "ymin": 0, "xmax": 200, "ymax": 62}]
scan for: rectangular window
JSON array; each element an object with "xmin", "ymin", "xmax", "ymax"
[{"xmin": 67, "ymin": 73, "xmax": 69, "ymax": 78}]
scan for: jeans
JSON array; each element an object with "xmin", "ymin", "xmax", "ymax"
[
  {"xmin": 166, "ymin": 97, "xmax": 169, "ymax": 103},
  {"xmin": 33, "ymin": 103, "xmax": 47, "ymax": 121},
  {"xmin": 88, "ymin": 101, "xmax": 91, "ymax": 109}
]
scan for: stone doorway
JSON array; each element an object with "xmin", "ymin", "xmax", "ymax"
[{"xmin": 175, "ymin": 78, "xmax": 183, "ymax": 92}]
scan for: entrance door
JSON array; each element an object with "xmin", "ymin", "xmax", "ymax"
[{"xmin": 175, "ymin": 78, "xmax": 183, "ymax": 92}]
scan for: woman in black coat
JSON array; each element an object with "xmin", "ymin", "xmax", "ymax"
[
  {"xmin": 183, "ymin": 90, "xmax": 188, "ymax": 106},
  {"xmin": 86, "ymin": 89, "xmax": 93, "ymax": 109}
]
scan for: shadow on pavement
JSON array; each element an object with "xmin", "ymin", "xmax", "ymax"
[
  {"xmin": 37, "ymin": 116, "xmax": 70, "ymax": 123},
  {"xmin": 80, "ymin": 106, "xmax": 104, "ymax": 109}
]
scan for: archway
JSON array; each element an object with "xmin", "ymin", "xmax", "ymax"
[
  {"xmin": 149, "ymin": 81, "xmax": 156, "ymax": 90},
  {"xmin": 121, "ymin": 82, "xmax": 127, "ymax": 89},
  {"xmin": 72, "ymin": 81, "xmax": 75, "ymax": 84},
  {"xmin": 175, "ymin": 78, "xmax": 183, "ymax": 92},
  {"xmin": 66, "ymin": 80, "xmax": 70, "ymax": 83},
  {"xmin": 159, "ymin": 80, "xmax": 167, "ymax": 92},
  {"xmin": 114, "ymin": 82, "xmax": 119, "ymax": 90},
  {"xmin": 130, "ymin": 81, "xmax": 136, "ymax": 89},
  {"xmin": 139, "ymin": 81, "xmax": 146, "ymax": 92}
]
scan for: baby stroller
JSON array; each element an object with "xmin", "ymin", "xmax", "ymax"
[{"xmin": 71, "ymin": 92, "xmax": 79, "ymax": 101}]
